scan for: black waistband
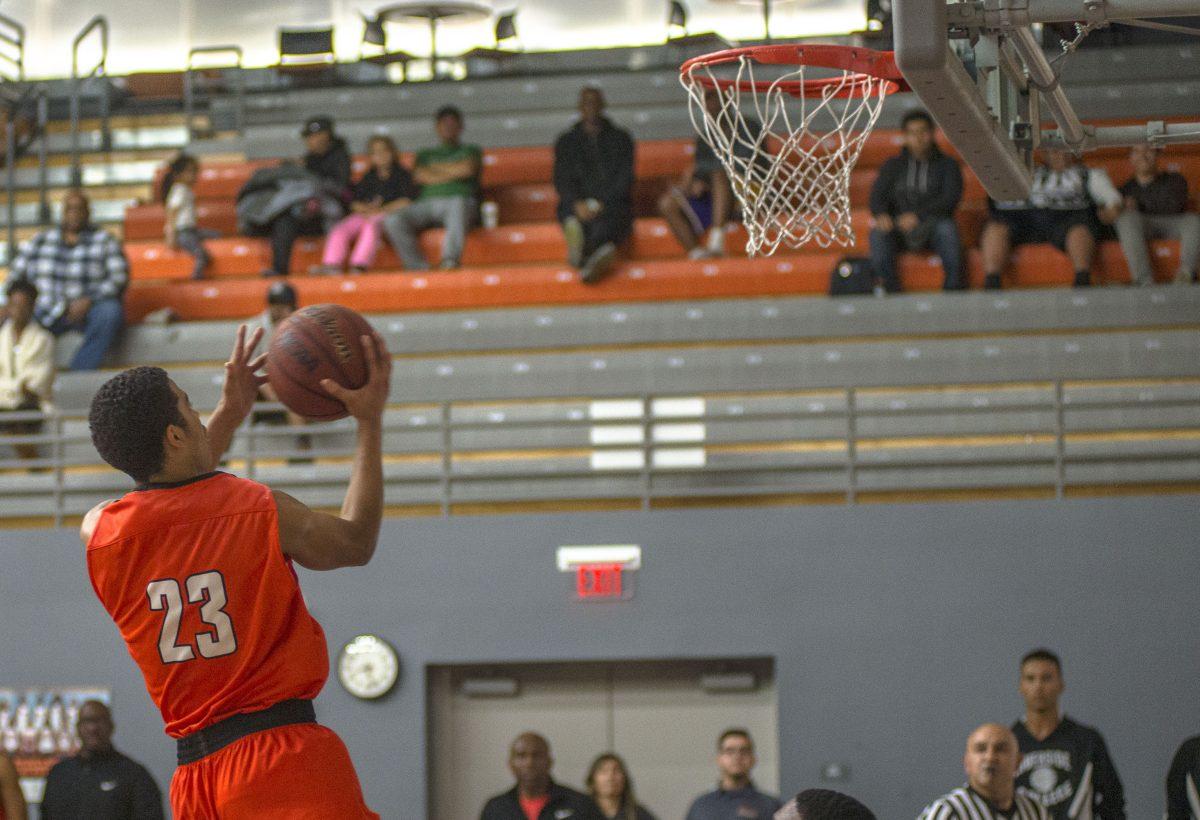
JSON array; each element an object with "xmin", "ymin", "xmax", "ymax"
[{"xmin": 176, "ymin": 699, "xmax": 316, "ymax": 765}]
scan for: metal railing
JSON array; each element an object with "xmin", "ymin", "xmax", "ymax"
[
  {"xmin": 3, "ymin": 377, "xmax": 1199, "ymax": 525},
  {"xmin": 184, "ymin": 45, "xmax": 245, "ymax": 140},
  {"xmin": 0, "ymin": 13, "xmax": 25, "ymax": 83},
  {"xmin": 3, "ymin": 84, "xmax": 48, "ymax": 261},
  {"xmin": 69, "ymin": 15, "xmax": 110, "ymax": 186}
]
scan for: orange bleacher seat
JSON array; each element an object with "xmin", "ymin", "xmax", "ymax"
[{"xmin": 124, "ymin": 252, "xmax": 847, "ymax": 323}]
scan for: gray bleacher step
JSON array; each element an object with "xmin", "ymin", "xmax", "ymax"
[
  {"xmin": 51, "ymin": 327, "xmax": 1200, "ymax": 413},
  {"xmin": 78, "ymin": 287, "xmax": 1200, "ymax": 372}
]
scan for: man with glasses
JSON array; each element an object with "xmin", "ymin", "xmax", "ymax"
[{"xmin": 685, "ymin": 728, "xmax": 781, "ymax": 820}]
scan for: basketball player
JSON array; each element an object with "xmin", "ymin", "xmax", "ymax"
[
  {"xmin": 1166, "ymin": 735, "xmax": 1200, "ymax": 820},
  {"xmin": 1012, "ymin": 650, "xmax": 1125, "ymax": 820},
  {"xmin": 918, "ymin": 723, "xmax": 1048, "ymax": 820},
  {"xmin": 81, "ymin": 324, "xmax": 389, "ymax": 818}
]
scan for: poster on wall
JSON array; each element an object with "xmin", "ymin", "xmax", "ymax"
[{"xmin": 0, "ymin": 687, "xmax": 110, "ymax": 804}]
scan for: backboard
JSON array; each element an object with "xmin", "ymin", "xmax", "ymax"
[{"xmin": 893, "ymin": 0, "xmax": 1200, "ymax": 200}]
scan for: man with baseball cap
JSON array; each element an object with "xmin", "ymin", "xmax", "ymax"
[{"xmin": 263, "ymin": 116, "xmax": 353, "ymax": 276}]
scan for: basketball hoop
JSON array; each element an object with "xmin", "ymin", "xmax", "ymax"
[{"xmin": 680, "ymin": 44, "xmax": 907, "ymax": 254}]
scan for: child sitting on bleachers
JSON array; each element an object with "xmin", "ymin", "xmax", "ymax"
[
  {"xmin": 317, "ymin": 135, "xmax": 419, "ymax": 274},
  {"xmin": 161, "ymin": 154, "xmax": 217, "ymax": 280}
]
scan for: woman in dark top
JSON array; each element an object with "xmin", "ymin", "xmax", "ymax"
[
  {"xmin": 586, "ymin": 753, "xmax": 657, "ymax": 820},
  {"xmin": 318, "ymin": 135, "xmax": 419, "ymax": 274}
]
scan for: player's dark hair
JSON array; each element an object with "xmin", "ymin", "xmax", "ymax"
[
  {"xmin": 901, "ymin": 109, "xmax": 934, "ymax": 130},
  {"xmin": 435, "ymin": 104, "xmax": 463, "ymax": 123},
  {"xmin": 1021, "ymin": 648, "xmax": 1062, "ymax": 672},
  {"xmin": 5, "ymin": 278, "xmax": 37, "ymax": 302},
  {"xmin": 717, "ymin": 728, "xmax": 753, "ymax": 750},
  {"xmin": 159, "ymin": 153, "xmax": 198, "ymax": 203},
  {"xmin": 89, "ymin": 366, "xmax": 186, "ymax": 484},
  {"xmin": 793, "ymin": 789, "xmax": 877, "ymax": 820}
]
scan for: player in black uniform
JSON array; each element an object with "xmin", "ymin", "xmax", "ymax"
[
  {"xmin": 1166, "ymin": 735, "xmax": 1200, "ymax": 820},
  {"xmin": 1012, "ymin": 649, "xmax": 1125, "ymax": 820}
]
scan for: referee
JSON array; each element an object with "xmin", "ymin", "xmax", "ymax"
[
  {"xmin": 918, "ymin": 723, "xmax": 1049, "ymax": 820},
  {"xmin": 1166, "ymin": 735, "xmax": 1200, "ymax": 820}
]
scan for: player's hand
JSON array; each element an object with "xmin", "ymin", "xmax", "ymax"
[
  {"xmin": 219, "ymin": 324, "xmax": 268, "ymax": 420},
  {"xmin": 320, "ymin": 331, "xmax": 391, "ymax": 422}
]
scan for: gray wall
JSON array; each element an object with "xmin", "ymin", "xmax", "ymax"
[{"xmin": 2, "ymin": 495, "xmax": 1197, "ymax": 819}]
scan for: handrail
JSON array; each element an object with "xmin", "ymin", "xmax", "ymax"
[
  {"xmin": 0, "ymin": 13, "xmax": 25, "ymax": 83},
  {"xmin": 184, "ymin": 45, "xmax": 245, "ymax": 140},
  {"xmin": 3, "ymin": 85, "xmax": 48, "ymax": 263},
  {"xmin": 4, "ymin": 377, "xmax": 1200, "ymax": 521},
  {"xmin": 69, "ymin": 16, "xmax": 110, "ymax": 186}
]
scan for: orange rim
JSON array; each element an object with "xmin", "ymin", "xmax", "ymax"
[{"xmin": 680, "ymin": 44, "xmax": 908, "ymax": 98}]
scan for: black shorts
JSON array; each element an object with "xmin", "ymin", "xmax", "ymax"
[{"xmin": 990, "ymin": 208, "xmax": 1100, "ymax": 251}]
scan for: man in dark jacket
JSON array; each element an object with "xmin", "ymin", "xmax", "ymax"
[
  {"xmin": 867, "ymin": 109, "xmax": 964, "ymax": 292},
  {"xmin": 553, "ymin": 87, "xmax": 635, "ymax": 284},
  {"xmin": 41, "ymin": 701, "xmax": 164, "ymax": 820},
  {"xmin": 480, "ymin": 732, "xmax": 603, "ymax": 820},
  {"xmin": 263, "ymin": 115, "xmax": 352, "ymax": 276}
]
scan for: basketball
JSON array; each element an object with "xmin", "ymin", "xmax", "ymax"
[{"xmin": 266, "ymin": 304, "xmax": 375, "ymax": 420}]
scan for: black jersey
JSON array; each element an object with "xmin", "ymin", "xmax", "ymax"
[
  {"xmin": 1012, "ymin": 717, "xmax": 1125, "ymax": 820},
  {"xmin": 1166, "ymin": 735, "xmax": 1200, "ymax": 820}
]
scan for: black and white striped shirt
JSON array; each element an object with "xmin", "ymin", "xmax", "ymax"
[
  {"xmin": 919, "ymin": 785, "xmax": 1050, "ymax": 820},
  {"xmin": 6, "ymin": 226, "xmax": 128, "ymax": 327}
]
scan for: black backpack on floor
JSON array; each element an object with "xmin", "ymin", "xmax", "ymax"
[{"xmin": 829, "ymin": 257, "xmax": 875, "ymax": 296}]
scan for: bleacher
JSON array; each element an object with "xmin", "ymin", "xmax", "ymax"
[{"xmin": 3, "ymin": 42, "xmax": 1200, "ymax": 524}]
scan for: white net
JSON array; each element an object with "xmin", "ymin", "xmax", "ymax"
[{"xmin": 682, "ymin": 53, "xmax": 895, "ymax": 255}]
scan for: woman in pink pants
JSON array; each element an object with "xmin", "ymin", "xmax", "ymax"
[{"xmin": 319, "ymin": 135, "xmax": 419, "ymax": 273}]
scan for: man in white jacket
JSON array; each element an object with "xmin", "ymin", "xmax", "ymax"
[{"xmin": 0, "ymin": 279, "xmax": 55, "ymax": 463}]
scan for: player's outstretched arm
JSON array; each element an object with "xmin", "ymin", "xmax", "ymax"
[
  {"xmin": 273, "ymin": 331, "xmax": 391, "ymax": 571},
  {"xmin": 206, "ymin": 324, "xmax": 269, "ymax": 469}
]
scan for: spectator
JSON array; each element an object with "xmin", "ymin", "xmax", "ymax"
[
  {"xmin": 383, "ymin": 105, "xmax": 482, "ymax": 271},
  {"xmin": 685, "ymin": 728, "xmax": 781, "ymax": 820},
  {"xmin": 318, "ymin": 135, "xmax": 420, "ymax": 274},
  {"xmin": 868, "ymin": 109, "xmax": 965, "ymax": 292},
  {"xmin": 0, "ymin": 280, "xmax": 54, "ymax": 464},
  {"xmin": 659, "ymin": 88, "xmax": 736, "ymax": 259},
  {"xmin": 40, "ymin": 701, "xmax": 163, "ymax": 820},
  {"xmin": 480, "ymin": 732, "xmax": 603, "ymax": 820},
  {"xmin": 1165, "ymin": 735, "xmax": 1200, "ymax": 820},
  {"xmin": 774, "ymin": 789, "xmax": 875, "ymax": 820},
  {"xmin": 160, "ymin": 153, "xmax": 216, "ymax": 280},
  {"xmin": 981, "ymin": 148, "xmax": 1122, "ymax": 289},
  {"xmin": 554, "ymin": 87, "xmax": 635, "ymax": 283},
  {"xmin": 263, "ymin": 116, "xmax": 352, "ymax": 277},
  {"xmin": 917, "ymin": 723, "xmax": 1049, "ymax": 820},
  {"xmin": 251, "ymin": 282, "xmax": 311, "ymax": 459},
  {"xmin": 1114, "ymin": 144, "xmax": 1200, "ymax": 285},
  {"xmin": 5, "ymin": 190, "xmax": 127, "ymax": 371},
  {"xmin": 1013, "ymin": 649, "xmax": 1125, "ymax": 820},
  {"xmin": 586, "ymin": 753, "xmax": 658, "ymax": 820},
  {"xmin": 0, "ymin": 750, "xmax": 27, "ymax": 820}
]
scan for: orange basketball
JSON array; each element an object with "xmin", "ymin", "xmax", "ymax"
[{"xmin": 266, "ymin": 304, "xmax": 375, "ymax": 421}]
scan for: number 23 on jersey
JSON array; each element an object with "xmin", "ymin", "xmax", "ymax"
[{"xmin": 147, "ymin": 571, "xmax": 238, "ymax": 664}]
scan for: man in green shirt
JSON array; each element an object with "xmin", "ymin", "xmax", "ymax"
[{"xmin": 383, "ymin": 105, "xmax": 482, "ymax": 270}]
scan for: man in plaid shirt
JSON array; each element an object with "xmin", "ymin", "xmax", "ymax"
[{"xmin": 5, "ymin": 190, "xmax": 127, "ymax": 370}]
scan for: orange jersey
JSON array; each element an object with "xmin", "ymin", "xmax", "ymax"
[{"xmin": 87, "ymin": 472, "xmax": 328, "ymax": 738}]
